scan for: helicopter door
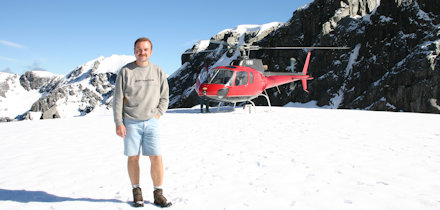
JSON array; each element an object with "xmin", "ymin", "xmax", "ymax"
[
  {"xmin": 228, "ymin": 71, "xmax": 251, "ymax": 98},
  {"xmin": 234, "ymin": 71, "xmax": 248, "ymax": 86}
]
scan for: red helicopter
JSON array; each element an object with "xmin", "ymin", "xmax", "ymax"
[{"xmin": 191, "ymin": 41, "xmax": 349, "ymax": 111}]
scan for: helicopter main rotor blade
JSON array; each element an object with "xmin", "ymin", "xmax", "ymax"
[
  {"xmin": 258, "ymin": 46, "xmax": 351, "ymax": 50},
  {"xmin": 182, "ymin": 49, "xmax": 224, "ymax": 55}
]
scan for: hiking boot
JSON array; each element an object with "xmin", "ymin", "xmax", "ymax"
[
  {"xmin": 132, "ymin": 187, "xmax": 144, "ymax": 207},
  {"xmin": 153, "ymin": 189, "xmax": 172, "ymax": 208}
]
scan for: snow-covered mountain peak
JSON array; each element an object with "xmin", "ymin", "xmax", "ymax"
[
  {"xmin": 187, "ymin": 22, "xmax": 284, "ymax": 54},
  {"xmin": 27, "ymin": 70, "xmax": 61, "ymax": 78},
  {"xmin": 0, "ymin": 72, "xmax": 17, "ymax": 80},
  {"xmin": 93, "ymin": 54, "xmax": 135, "ymax": 74},
  {"xmin": 218, "ymin": 22, "xmax": 283, "ymax": 37},
  {"xmin": 67, "ymin": 55, "xmax": 134, "ymax": 79},
  {"xmin": 192, "ymin": 40, "xmax": 211, "ymax": 53},
  {"xmin": 214, "ymin": 22, "xmax": 284, "ymax": 45},
  {"xmin": 1, "ymin": 54, "xmax": 134, "ymax": 122}
]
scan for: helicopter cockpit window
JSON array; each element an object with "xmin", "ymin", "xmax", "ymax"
[
  {"xmin": 235, "ymin": 71, "xmax": 248, "ymax": 86},
  {"xmin": 208, "ymin": 69, "xmax": 233, "ymax": 86}
]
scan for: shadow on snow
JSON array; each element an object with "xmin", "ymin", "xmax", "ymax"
[
  {"xmin": 0, "ymin": 189, "xmax": 125, "ymax": 204},
  {"xmin": 166, "ymin": 106, "xmax": 238, "ymax": 114}
]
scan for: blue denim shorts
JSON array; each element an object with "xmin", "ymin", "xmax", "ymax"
[{"xmin": 123, "ymin": 117, "xmax": 161, "ymax": 156}]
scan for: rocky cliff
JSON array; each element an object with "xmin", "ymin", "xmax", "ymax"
[{"xmin": 168, "ymin": 0, "xmax": 440, "ymax": 113}]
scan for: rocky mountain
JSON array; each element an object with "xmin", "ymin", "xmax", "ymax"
[
  {"xmin": 0, "ymin": 71, "xmax": 63, "ymax": 121},
  {"xmin": 168, "ymin": 0, "xmax": 440, "ymax": 113},
  {"xmin": 0, "ymin": 55, "xmax": 134, "ymax": 122}
]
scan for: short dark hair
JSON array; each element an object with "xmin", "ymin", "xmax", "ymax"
[{"xmin": 134, "ymin": 37, "xmax": 153, "ymax": 50}]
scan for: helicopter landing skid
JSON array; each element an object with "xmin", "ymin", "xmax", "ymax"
[
  {"xmin": 242, "ymin": 93, "xmax": 272, "ymax": 113},
  {"xmin": 258, "ymin": 92, "xmax": 272, "ymax": 112},
  {"xmin": 212, "ymin": 91, "xmax": 272, "ymax": 113},
  {"xmin": 243, "ymin": 101, "xmax": 256, "ymax": 113}
]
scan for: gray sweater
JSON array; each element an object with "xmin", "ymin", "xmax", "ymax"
[{"xmin": 113, "ymin": 62, "xmax": 169, "ymax": 126}]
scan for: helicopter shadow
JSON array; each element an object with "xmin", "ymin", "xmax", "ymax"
[
  {"xmin": 166, "ymin": 106, "xmax": 237, "ymax": 114},
  {"xmin": 0, "ymin": 189, "xmax": 126, "ymax": 204}
]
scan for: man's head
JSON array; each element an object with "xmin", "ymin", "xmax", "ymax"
[
  {"xmin": 134, "ymin": 37, "xmax": 153, "ymax": 50},
  {"xmin": 134, "ymin": 37, "xmax": 153, "ymax": 66}
]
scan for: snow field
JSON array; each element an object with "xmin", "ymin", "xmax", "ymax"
[{"xmin": 0, "ymin": 106, "xmax": 439, "ymax": 209}]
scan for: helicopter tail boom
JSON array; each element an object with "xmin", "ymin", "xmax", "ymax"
[
  {"xmin": 301, "ymin": 51, "xmax": 312, "ymax": 92},
  {"xmin": 265, "ymin": 51, "xmax": 313, "ymax": 92},
  {"xmin": 302, "ymin": 51, "xmax": 311, "ymax": 75}
]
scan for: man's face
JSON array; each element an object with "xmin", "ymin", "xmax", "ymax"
[{"xmin": 134, "ymin": 41, "xmax": 152, "ymax": 64}]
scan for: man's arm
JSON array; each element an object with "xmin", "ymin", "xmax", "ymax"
[
  {"xmin": 156, "ymin": 69, "xmax": 169, "ymax": 117},
  {"xmin": 113, "ymin": 69, "xmax": 125, "ymax": 137}
]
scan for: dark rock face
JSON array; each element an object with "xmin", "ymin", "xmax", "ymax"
[
  {"xmin": 169, "ymin": 0, "xmax": 440, "ymax": 113},
  {"xmin": 282, "ymin": 0, "xmax": 440, "ymax": 113},
  {"xmin": 19, "ymin": 71, "xmax": 59, "ymax": 92}
]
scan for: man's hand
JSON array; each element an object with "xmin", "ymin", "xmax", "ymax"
[
  {"xmin": 154, "ymin": 114, "xmax": 160, "ymax": 119},
  {"xmin": 116, "ymin": 125, "xmax": 126, "ymax": 138}
]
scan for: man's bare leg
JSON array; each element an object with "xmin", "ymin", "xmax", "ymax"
[
  {"xmin": 128, "ymin": 155, "xmax": 144, "ymax": 207},
  {"xmin": 128, "ymin": 155, "xmax": 140, "ymax": 185},
  {"xmin": 149, "ymin": 156, "xmax": 164, "ymax": 187},
  {"xmin": 150, "ymin": 156, "xmax": 171, "ymax": 207}
]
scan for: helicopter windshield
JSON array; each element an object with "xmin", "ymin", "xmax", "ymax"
[
  {"xmin": 198, "ymin": 67, "xmax": 209, "ymax": 84},
  {"xmin": 207, "ymin": 69, "xmax": 233, "ymax": 85}
]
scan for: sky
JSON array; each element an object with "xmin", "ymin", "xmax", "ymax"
[{"xmin": 0, "ymin": 0, "xmax": 313, "ymax": 76}]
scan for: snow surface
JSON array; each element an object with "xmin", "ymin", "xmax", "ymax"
[{"xmin": 1, "ymin": 106, "xmax": 439, "ymax": 209}]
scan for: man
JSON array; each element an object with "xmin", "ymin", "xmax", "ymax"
[{"xmin": 113, "ymin": 37, "xmax": 171, "ymax": 208}]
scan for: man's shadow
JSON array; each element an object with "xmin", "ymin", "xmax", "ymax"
[{"xmin": 0, "ymin": 189, "xmax": 125, "ymax": 204}]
